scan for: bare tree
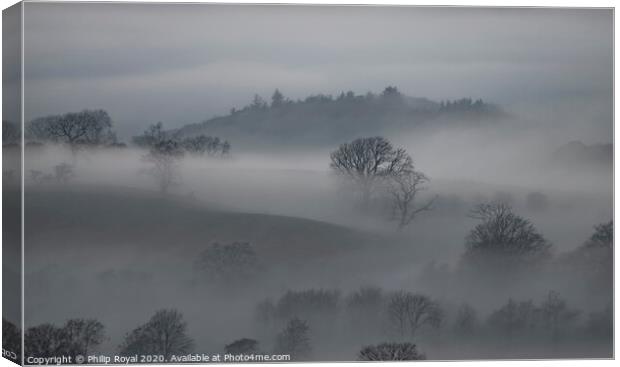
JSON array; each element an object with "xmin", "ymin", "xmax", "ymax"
[
  {"xmin": 388, "ymin": 170, "xmax": 435, "ymax": 229},
  {"xmin": 358, "ymin": 342, "xmax": 425, "ymax": 361},
  {"xmin": 132, "ymin": 122, "xmax": 168, "ymax": 147},
  {"xmin": 539, "ymin": 291, "xmax": 579, "ymax": 340},
  {"xmin": 64, "ymin": 319, "xmax": 106, "ymax": 356},
  {"xmin": 387, "ymin": 291, "xmax": 442, "ymax": 338},
  {"xmin": 330, "ymin": 136, "xmax": 413, "ymax": 207},
  {"xmin": 464, "ymin": 202, "xmax": 552, "ymax": 270},
  {"xmin": 182, "ymin": 135, "xmax": 231, "ymax": 157},
  {"xmin": 25, "ymin": 324, "xmax": 71, "ymax": 358},
  {"xmin": 27, "ymin": 109, "xmax": 115, "ymax": 152},
  {"xmin": 119, "ymin": 309, "xmax": 193, "ymax": 359},
  {"xmin": 274, "ymin": 318, "xmax": 311, "ymax": 360},
  {"xmin": 142, "ymin": 139, "xmax": 184, "ymax": 194}
]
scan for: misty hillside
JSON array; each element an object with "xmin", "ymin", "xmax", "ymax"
[
  {"xmin": 173, "ymin": 87, "xmax": 505, "ymax": 150},
  {"xmin": 24, "ymin": 187, "xmax": 386, "ymax": 265}
]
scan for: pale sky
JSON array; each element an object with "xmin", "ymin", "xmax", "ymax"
[{"xmin": 18, "ymin": 3, "xmax": 613, "ymax": 139}]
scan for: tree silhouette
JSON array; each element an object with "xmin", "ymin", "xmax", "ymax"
[
  {"xmin": 563, "ymin": 221, "xmax": 613, "ymax": 292},
  {"xmin": 358, "ymin": 342, "xmax": 425, "ymax": 361},
  {"xmin": 330, "ymin": 136, "xmax": 412, "ymax": 207},
  {"xmin": 27, "ymin": 109, "xmax": 115, "ymax": 152},
  {"xmin": 64, "ymin": 319, "xmax": 106, "ymax": 356},
  {"xmin": 585, "ymin": 221, "xmax": 613, "ymax": 249},
  {"xmin": 132, "ymin": 122, "xmax": 168, "ymax": 147},
  {"xmin": 250, "ymin": 94, "xmax": 267, "ymax": 110},
  {"xmin": 25, "ymin": 324, "xmax": 70, "ymax": 358},
  {"xmin": 274, "ymin": 318, "xmax": 311, "ymax": 360},
  {"xmin": 539, "ymin": 291, "xmax": 579, "ymax": 341},
  {"xmin": 387, "ymin": 291, "xmax": 442, "ymax": 338},
  {"xmin": 24, "ymin": 319, "xmax": 106, "ymax": 359},
  {"xmin": 463, "ymin": 202, "xmax": 552, "ymax": 271},
  {"xmin": 119, "ymin": 309, "xmax": 193, "ymax": 359},
  {"xmin": 142, "ymin": 139, "xmax": 184, "ymax": 194},
  {"xmin": 271, "ymin": 89, "xmax": 285, "ymax": 108},
  {"xmin": 388, "ymin": 169, "xmax": 435, "ymax": 229},
  {"xmin": 182, "ymin": 135, "xmax": 231, "ymax": 157}
]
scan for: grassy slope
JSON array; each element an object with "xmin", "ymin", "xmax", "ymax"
[{"xmin": 24, "ymin": 186, "xmax": 384, "ymax": 264}]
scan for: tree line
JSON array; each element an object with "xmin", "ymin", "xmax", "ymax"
[
  {"xmin": 19, "ymin": 111, "xmax": 231, "ymax": 194},
  {"xmin": 4, "ymin": 219, "xmax": 611, "ymax": 362}
]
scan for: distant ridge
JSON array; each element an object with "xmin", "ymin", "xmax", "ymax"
[{"xmin": 172, "ymin": 86, "xmax": 506, "ymax": 150}]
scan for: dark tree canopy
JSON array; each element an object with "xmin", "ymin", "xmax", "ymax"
[
  {"xmin": 358, "ymin": 342, "xmax": 425, "ymax": 361},
  {"xmin": 142, "ymin": 138, "xmax": 185, "ymax": 194},
  {"xmin": 387, "ymin": 291, "xmax": 442, "ymax": 337},
  {"xmin": 463, "ymin": 202, "xmax": 552, "ymax": 267},
  {"xmin": 172, "ymin": 87, "xmax": 502, "ymax": 150},
  {"xmin": 63, "ymin": 319, "xmax": 106, "ymax": 356},
  {"xmin": 562, "ymin": 221, "xmax": 613, "ymax": 295},
  {"xmin": 24, "ymin": 319, "xmax": 105, "ymax": 359},
  {"xmin": 25, "ymin": 324, "xmax": 69, "ymax": 358},
  {"xmin": 27, "ymin": 109, "xmax": 116, "ymax": 149},
  {"xmin": 182, "ymin": 135, "xmax": 230, "ymax": 157},
  {"xmin": 330, "ymin": 136, "xmax": 413, "ymax": 204},
  {"xmin": 134, "ymin": 122, "xmax": 231, "ymax": 159},
  {"xmin": 271, "ymin": 89, "xmax": 285, "ymax": 108},
  {"xmin": 132, "ymin": 121, "xmax": 168, "ymax": 147},
  {"xmin": 585, "ymin": 221, "xmax": 613, "ymax": 249},
  {"xmin": 119, "ymin": 309, "xmax": 193, "ymax": 359}
]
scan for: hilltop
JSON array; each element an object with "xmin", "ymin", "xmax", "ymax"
[{"xmin": 172, "ymin": 87, "xmax": 505, "ymax": 150}]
